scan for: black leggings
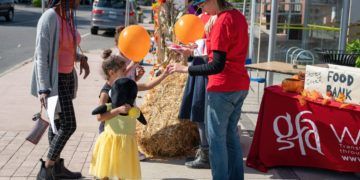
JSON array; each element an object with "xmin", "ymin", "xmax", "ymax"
[{"xmin": 48, "ymin": 73, "xmax": 77, "ymax": 161}]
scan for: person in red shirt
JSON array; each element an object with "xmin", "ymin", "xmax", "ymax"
[{"xmin": 168, "ymin": 0, "xmax": 249, "ymax": 179}]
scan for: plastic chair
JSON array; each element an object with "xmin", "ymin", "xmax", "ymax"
[{"xmin": 246, "ymin": 58, "xmax": 267, "ymax": 103}]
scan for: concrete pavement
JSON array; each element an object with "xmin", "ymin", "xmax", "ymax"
[{"xmin": 0, "ymin": 49, "xmax": 359, "ymax": 179}]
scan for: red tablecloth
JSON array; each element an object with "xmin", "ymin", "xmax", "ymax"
[{"xmin": 246, "ymin": 85, "xmax": 360, "ymax": 173}]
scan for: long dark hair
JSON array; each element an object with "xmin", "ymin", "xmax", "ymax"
[
  {"xmin": 49, "ymin": 0, "xmax": 78, "ymax": 61},
  {"xmin": 49, "ymin": 0, "xmax": 60, "ymax": 8}
]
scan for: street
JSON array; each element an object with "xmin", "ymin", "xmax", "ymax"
[{"xmin": 0, "ymin": 4, "xmax": 115, "ymax": 74}]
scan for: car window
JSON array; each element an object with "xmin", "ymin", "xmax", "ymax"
[{"xmin": 94, "ymin": 0, "xmax": 126, "ymax": 9}]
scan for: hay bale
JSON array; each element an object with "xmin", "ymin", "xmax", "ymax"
[{"xmin": 136, "ymin": 73, "xmax": 200, "ymax": 157}]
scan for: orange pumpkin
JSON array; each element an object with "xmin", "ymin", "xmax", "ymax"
[
  {"xmin": 292, "ymin": 75, "xmax": 300, "ymax": 80},
  {"xmin": 292, "ymin": 72, "xmax": 305, "ymax": 80},
  {"xmin": 281, "ymin": 78, "xmax": 304, "ymax": 93}
]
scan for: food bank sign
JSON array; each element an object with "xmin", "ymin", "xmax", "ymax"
[{"xmin": 305, "ymin": 64, "xmax": 360, "ymax": 104}]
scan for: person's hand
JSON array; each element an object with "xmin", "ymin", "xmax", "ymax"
[
  {"xmin": 39, "ymin": 93, "xmax": 48, "ymax": 109},
  {"xmin": 172, "ymin": 48, "xmax": 193, "ymax": 58},
  {"xmin": 178, "ymin": 48, "xmax": 193, "ymax": 58},
  {"xmin": 162, "ymin": 65, "xmax": 172, "ymax": 76},
  {"xmin": 167, "ymin": 63, "xmax": 188, "ymax": 74},
  {"xmin": 168, "ymin": 43, "xmax": 194, "ymax": 58},
  {"xmin": 136, "ymin": 66, "xmax": 145, "ymax": 79},
  {"xmin": 114, "ymin": 104, "xmax": 131, "ymax": 114},
  {"xmin": 80, "ymin": 55, "xmax": 90, "ymax": 79}
]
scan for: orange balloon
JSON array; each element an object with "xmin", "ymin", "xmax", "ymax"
[
  {"xmin": 118, "ymin": 25, "xmax": 151, "ymax": 62},
  {"xmin": 174, "ymin": 14, "xmax": 205, "ymax": 44}
]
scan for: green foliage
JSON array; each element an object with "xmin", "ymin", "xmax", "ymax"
[
  {"xmin": 346, "ymin": 39, "xmax": 360, "ymax": 54},
  {"xmin": 356, "ymin": 58, "xmax": 360, "ymax": 68},
  {"xmin": 32, "ymin": 0, "xmax": 41, "ymax": 7},
  {"xmin": 346, "ymin": 39, "xmax": 360, "ymax": 68}
]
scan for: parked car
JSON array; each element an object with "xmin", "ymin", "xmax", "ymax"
[
  {"xmin": 90, "ymin": 0, "xmax": 138, "ymax": 35},
  {"xmin": 0, "ymin": 0, "xmax": 14, "ymax": 22}
]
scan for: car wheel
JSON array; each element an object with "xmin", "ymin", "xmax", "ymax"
[
  {"xmin": 91, "ymin": 27, "xmax": 98, "ymax": 35},
  {"xmin": 5, "ymin": 10, "xmax": 14, "ymax": 22}
]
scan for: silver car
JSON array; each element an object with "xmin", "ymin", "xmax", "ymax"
[{"xmin": 90, "ymin": 0, "xmax": 137, "ymax": 34}]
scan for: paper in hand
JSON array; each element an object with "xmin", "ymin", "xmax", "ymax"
[{"xmin": 46, "ymin": 95, "xmax": 59, "ymax": 134}]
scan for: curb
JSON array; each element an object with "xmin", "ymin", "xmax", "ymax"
[{"xmin": 0, "ymin": 58, "xmax": 33, "ymax": 78}]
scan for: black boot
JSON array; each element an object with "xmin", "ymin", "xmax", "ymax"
[
  {"xmin": 36, "ymin": 159, "xmax": 57, "ymax": 180},
  {"xmin": 185, "ymin": 148, "xmax": 210, "ymax": 169},
  {"xmin": 54, "ymin": 158, "xmax": 82, "ymax": 179}
]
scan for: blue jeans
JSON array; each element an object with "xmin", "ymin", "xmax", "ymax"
[{"xmin": 206, "ymin": 90, "xmax": 248, "ymax": 180}]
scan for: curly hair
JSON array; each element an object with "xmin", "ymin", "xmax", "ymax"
[{"xmin": 101, "ymin": 49, "xmax": 127, "ymax": 80}]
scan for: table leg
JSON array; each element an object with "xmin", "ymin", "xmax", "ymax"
[{"xmin": 266, "ymin": 71, "xmax": 274, "ymax": 86}]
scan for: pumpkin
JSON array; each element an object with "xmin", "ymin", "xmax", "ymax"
[
  {"xmin": 292, "ymin": 72, "xmax": 305, "ymax": 80},
  {"xmin": 281, "ymin": 78, "xmax": 304, "ymax": 93}
]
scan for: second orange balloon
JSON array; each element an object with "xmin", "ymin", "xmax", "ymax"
[{"xmin": 174, "ymin": 14, "xmax": 205, "ymax": 45}]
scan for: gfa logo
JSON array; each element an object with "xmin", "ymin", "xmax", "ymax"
[{"xmin": 273, "ymin": 111, "xmax": 324, "ymax": 156}]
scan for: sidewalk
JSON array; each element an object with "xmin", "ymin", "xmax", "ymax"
[{"xmin": 0, "ymin": 50, "xmax": 359, "ymax": 179}]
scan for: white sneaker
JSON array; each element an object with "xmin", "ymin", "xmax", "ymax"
[{"xmin": 138, "ymin": 151, "xmax": 146, "ymax": 161}]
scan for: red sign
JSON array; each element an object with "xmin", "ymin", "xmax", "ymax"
[{"xmin": 246, "ymin": 86, "xmax": 360, "ymax": 173}]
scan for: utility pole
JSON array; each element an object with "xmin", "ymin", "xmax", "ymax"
[
  {"xmin": 41, "ymin": 0, "xmax": 45, "ymax": 13},
  {"xmin": 125, "ymin": 0, "xmax": 130, "ymax": 26}
]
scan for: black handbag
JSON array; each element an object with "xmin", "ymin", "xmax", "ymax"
[{"xmin": 26, "ymin": 106, "xmax": 49, "ymax": 145}]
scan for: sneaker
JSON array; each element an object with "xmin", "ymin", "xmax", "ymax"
[
  {"xmin": 138, "ymin": 151, "xmax": 147, "ymax": 161},
  {"xmin": 185, "ymin": 148, "xmax": 201, "ymax": 162},
  {"xmin": 185, "ymin": 148, "xmax": 210, "ymax": 169}
]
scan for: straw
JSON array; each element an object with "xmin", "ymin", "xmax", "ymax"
[{"xmin": 136, "ymin": 73, "xmax": 200, "ymax": 157}]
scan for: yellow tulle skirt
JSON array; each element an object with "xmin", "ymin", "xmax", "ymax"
[{"xmin": 89, "ymin": 132, "xmax": 141, "ymax": 179}]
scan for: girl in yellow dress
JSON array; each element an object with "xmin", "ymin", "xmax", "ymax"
[
  {"xmin": 90, "ymin": 52, "xmax": 171, "ymax": 179},
  {"xmin": 90, "ymin": 77, "xmax": 143, "ymax": 179}
]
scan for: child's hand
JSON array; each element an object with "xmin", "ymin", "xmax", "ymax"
[
  {"xmin": 136, "ymin": 66, "xmax": 145, "ymax": 81},
  {"xmin": 163, "ymin": 65, "xmax": 172, "ymax": 76},
  {"xmin": 114, "ymin": 104, "xmax": 131, "ymax": 114},
  {"xmin": 156, "ymin": 66, "xmax": 172, "ymax": 78}
]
